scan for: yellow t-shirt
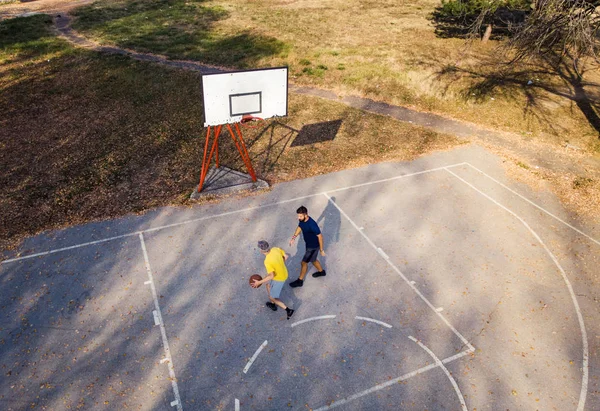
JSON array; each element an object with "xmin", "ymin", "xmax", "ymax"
[{"xmin": 264, "ymin": 247, "xmax": 288, "ymax": 282}]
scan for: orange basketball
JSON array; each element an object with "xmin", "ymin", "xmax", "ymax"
[{"xmin": 249, "ymin": 274, "xmax": 262, "ymax": 288}]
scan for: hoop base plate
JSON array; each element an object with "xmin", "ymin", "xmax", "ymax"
[{"xmin": 190, "ymin": 165, "xmax": 268, "ymax": 199}]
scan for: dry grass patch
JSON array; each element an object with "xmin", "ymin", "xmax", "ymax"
[
  {"xmin": 480, "ymin": 144, "xmax": 600, "ymax": 226},
  {"xmin": 71, "ymin": 0, "xmax": 600, "ymax": 153},
  {"xmin": 0, "ymin": 15, "xmax": 461, "ymax": 253}
]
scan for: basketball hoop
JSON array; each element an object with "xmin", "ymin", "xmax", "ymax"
[
  {"xmin": 196, "ymin": 67, "xmax": 288, "ymax": 193},
  {"xmin": 240, "ymin": 115, "xmax": 265, "ymax": 129}
]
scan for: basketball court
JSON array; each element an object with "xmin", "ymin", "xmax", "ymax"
[
  {"xmin": 1, "ymin": 68, "xmax": 598, "ymax": 410},
  {"xmin": 1, "ymin": 146, "xmax": 598, "ymax": 410}
]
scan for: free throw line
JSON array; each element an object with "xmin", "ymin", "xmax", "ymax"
[
  {"xmin": 140, "ymin": 233, "xmax": 183, "ymax": 411},
  {"xmin": 323, "ymin": 193, "xmax": 474, "ymax": 352}
]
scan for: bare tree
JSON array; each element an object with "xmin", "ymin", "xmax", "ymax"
[{"xmin": 470, "ymin": 0, "xmax": 600, "ymax": 76}]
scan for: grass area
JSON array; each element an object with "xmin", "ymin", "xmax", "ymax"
[
  {"xmin": 71, "ymin": 0, "xmax": 289, "ymax": 67},
  {"xmin": 0, "ymin": 15, "xmax": 461, "ymax": 252},
  {"xmin": 0, "ymin": 0, "xmax": 20, "ymax": 7},
  {"xmin": 70, "ymin": 0, "xmax": 600, "ymax": 153}
]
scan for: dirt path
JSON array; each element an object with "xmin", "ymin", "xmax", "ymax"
[
  {"xmin": 51, "ymin": 14, "xmax": 600, "ymax": 179},
  {"xmin": 4, "ymin": 4, "xmax": 600, "ymax": 180}
]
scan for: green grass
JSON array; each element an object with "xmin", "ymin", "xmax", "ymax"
[
  {"xmin": 0, "ymin": 15, "xmax": 65, "ymax": 59},
  {"xmin": 72, "ymin": 0, "xmax": 290, "ymax": 67},
  {"xmin": 0, "ymin": 0, "xmax": 19, "ymax": 6}
]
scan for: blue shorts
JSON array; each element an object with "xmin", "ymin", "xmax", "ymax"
[{"xmin": 269, "ymin": 280, "xmax": 285, "ymax": 299}]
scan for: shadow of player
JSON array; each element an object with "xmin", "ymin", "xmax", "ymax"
[{"xmin": 317, "ymin": 195, "xmax": 341, "ymax": 244}]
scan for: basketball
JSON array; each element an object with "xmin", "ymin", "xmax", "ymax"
[{"xmin": 249, "ymin": 274, "xmax": 262, "ymax": 288}]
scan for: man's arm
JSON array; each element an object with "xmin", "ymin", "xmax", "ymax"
[
  {"xmin": 252, "ymin": 272, "xmax": 274, "ymax": 288},
  {"xmin": 289, "ymin": 226, "xmax": 302, "ymax": 246},
  {"xmin": 317, "ymin": 234, "xmax": 326, "ymax": 256}
]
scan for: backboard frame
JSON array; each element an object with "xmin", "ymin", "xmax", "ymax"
[{"xmin": 201, "ymin": 67, "xmax": 288, "ymax": 127}]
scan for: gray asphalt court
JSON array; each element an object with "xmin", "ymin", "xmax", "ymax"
[{"xmin": 1, "ymin": 145, "xmax": 599, "ymax": 410}]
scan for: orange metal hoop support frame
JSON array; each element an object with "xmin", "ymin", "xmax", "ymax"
[{"xmin": 196, "ymin": 122, "xmax": 258, "ymax": 193}]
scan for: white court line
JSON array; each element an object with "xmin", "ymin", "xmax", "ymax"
[
  {"xmin": 1, "ymin": 196, "xmax": 314, "ymax": 264},
  {"xmin": 2, "ymin": 232, "xmax": 138, "ymax": 264},
  {"xmin": 323, "ymin": 193, "xmax": 474, "ymax": 353},
  {"xmin": 442, "ymin": 348, "xmax": 475, "ymax": 364},
  {"xmin": 235, "ymin": 398, "xmax": 240, "ymax": 411},
  {"xmin": 313, "ymin": 349, "xmax": 472, "ymax": 411},
  {"xmin": 1, "ymin": 163, "xmax": 468, "ymax": 264},
  {"xmin": 153, "ymin": 310, "xmax": 160, "ymax": 325},
  {"xmin": 325, "ymin": 164, "xmax": 464, "ymax": 194},
  {"xmin": 445, "ymin": 168, "xmax": 588, "ymax": 411},
  {"xmin": 464, "ymin": 163, "xmax": 600, "ymax": 247},
  {"xmin": 409, "ymin": 336, "xmax": 468, "ymax": 411},
  {"xmin": 243, "ymin": 340, "xmax": 268, "ymax": 374},
  {"xmin": 377, "ymin": 247, "xmax": 390, "ymax": 260},
  {"xmin": 140, "ymin": 234, "xmax": 183, "ymax": 411},
  {"xmin": 290, "ymin": 315, "xmax": 336, "ymax": 328},
  {"xmin": 355, "ymin": 316, "xmax": 392, "ymax": 328}
]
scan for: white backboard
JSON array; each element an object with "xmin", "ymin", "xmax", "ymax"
[{"xmin": 202, "ymin": 67, "xmax": 288, "ymax": 127}]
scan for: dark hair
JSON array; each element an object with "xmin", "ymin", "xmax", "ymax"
[{"xmin": 296, "ymin": 206, "xmax": 307, "ymax": 214}]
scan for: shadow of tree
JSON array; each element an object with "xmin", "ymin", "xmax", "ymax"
[
  {"xmin": 433, "ymin": 50, "xmax": 600, "ymax": 137},
  {"xmin": 0, "ymin": 14, "xmax": 64, "ymax": 63},
  {"xmin": 71, "ymin": 0, "xmax": 288, "ymax": 67},
  {"xmin": 429, "ymin": 2, "xmax": 528, "ymax": 40}
]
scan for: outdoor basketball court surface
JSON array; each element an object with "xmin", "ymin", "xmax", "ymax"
[{"xmin": 1, "ymin": 145, "xmax": 599, "ymax": 410}]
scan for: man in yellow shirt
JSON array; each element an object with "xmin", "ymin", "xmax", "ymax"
[{"xmin": 251, "ymin": 240, "xmax": 295, "ymax": 319}]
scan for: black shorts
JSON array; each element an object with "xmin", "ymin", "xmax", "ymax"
[{"xmin": 302, "ymin": 248, "xmax": 319, "ymax": 263}]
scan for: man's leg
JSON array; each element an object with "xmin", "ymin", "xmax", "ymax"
[
  {"xmin": 299, "ymin": 261, "xmax": 309, "ymax": 280},
  {"xmin": 269, "ymin": 280, "xmax": 294, "ymax": 319},
  {"xmin": 290, "ymin": 250, "xmax": 317, "ymax": 288},
  {"xmin": 290, "ymin": 262, "xmax": 308, "ymax": 288},
  {"xmin": 270, "ymin": 297, "xmax": 287, "ymax": 310},
  {"xmin": 312, "ymin": 257, "xmax": 326, "ymax": 278},
  {"xmin": 312, "ymin": 260, "xmax": 323, "ymax": 272},
  {"xmin": 265, "ymin": 283, "xmax": 278, "ymax": 311}
]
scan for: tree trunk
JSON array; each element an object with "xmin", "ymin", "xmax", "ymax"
[{"xmin": 482, "ymin": 24, "xmax": 493, "ymax": 42}]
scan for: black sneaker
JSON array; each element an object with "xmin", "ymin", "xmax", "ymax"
[
  {"xmin": 289, "ymin": 279, "xmax": 304, "ymax": 288},
  {"xmin": 312, "ymin": 270, "xmax": 326, "ymax": 278},
  {"xmin": 266, "ymin": 302, "xmax": 277, "ymax": 311},
  {"xmin": 286, "ymin": 308, "xmax": 295, "ymax": 319}
]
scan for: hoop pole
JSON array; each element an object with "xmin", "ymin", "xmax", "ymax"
[
  {"xmin": 234, "ymin": 123, "xmax": 257, "ymax": 181},
  {"xmin": 197, "ymin": 125, "xmax": 222, "ymax": 192},
  {"xmin": 197, "ymin": 126, "xmax": 212, "ymax": 192},
  {"xmin": 215, "ymin": 130, "xmax": 219, "ymax": 168},
  {"xmin": 196, "ymin": 122, "xmax": 258, "ymax": 194},
  {"xmin": 226, "ymin": 124, "xmax": 257, "ymax": 182}
]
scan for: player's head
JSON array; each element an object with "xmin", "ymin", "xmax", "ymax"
[
  {"xmin": 296, "ymin": 206, "xmax": 308, "ymax": 221},
  {"xmin": 257, "ymin": 240, "xmax": 270, "ymax": 254}
]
